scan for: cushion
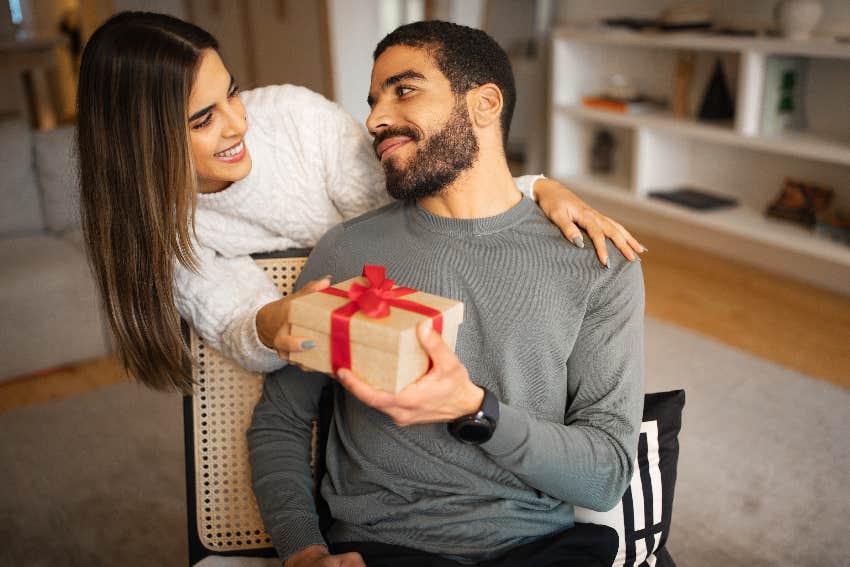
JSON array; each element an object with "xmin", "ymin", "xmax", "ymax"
[
  {"xmin": 34, "ymin": 125, "xmax": 80, "ymax": 234},
  {"xmin": 574, "ymin": 390, "xmax": 685, "ymax": 567},
  {"xmin": 0, "ymin": 120, "xmax": 43, "ymax": 235},
  {"xmin": 0, "ymin": 234, "xmax": 110, "ymax": 380}
]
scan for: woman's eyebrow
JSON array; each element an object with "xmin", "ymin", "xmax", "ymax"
[
  {"xmin": 188, "ymin": 75, "xmax": 236, "ymax": 122},
  {"xmin": 189, "ymin": 104, "xmax": 214, "ymax": 122}
]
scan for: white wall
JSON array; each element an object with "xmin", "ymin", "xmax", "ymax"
[
  {"xmin": 327, "ymin": 0, "xmax": 384, "ymax": 126},
  {"xmin": 110, "ymin": 0, "xmax": 185, "ymax": 19}
]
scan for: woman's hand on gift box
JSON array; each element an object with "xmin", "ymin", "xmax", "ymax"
[
  {"xmin": 335, "ymin": 322, "xmax": 484, "ymax": 426},
  {"xmin": 256, "ymin": 276, "xmax": 332, "ymax": 359}
]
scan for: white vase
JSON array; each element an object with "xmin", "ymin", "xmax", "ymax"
[{"xmin": 775, "ymin": 0, "xmax": 823, "ymax": 40}]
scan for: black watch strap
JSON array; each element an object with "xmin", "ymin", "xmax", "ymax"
[{"xmin": 448, "ymin": 386, "xmax": 499, "ymax": 445}]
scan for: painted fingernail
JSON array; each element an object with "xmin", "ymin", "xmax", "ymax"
[
  {"xmin": 571, "ymin": 236, "xmax": 585, "ymax": 249},
  {"xmin": 641, "ymin": 246, "xmax": 649, "ymax": 253},
  {"xmin": 603, "ymin": 258, "xmax": 610, "ymax": 269},
  {"xmin": 301, "ymin": 340, "xmax": 315, "ymax": 350}
]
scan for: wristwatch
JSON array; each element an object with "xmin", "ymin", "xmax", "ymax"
[{"xmin": 448, "ymin": 386, "xmax": 499, "ymax": 444}]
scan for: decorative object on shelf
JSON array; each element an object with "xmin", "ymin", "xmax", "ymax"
[
  {"xmin": 658, "ymin": 4, "xmax": 713, "ymax": 31},
  {"xmin": 774, "ymin": 0, "xmax": 823, "ymax": 40},
  {"xmin": 601, "ymin": 4, "xmax": 712, "ymax": 32},
  {"xmin": 815, "ymin": 210, "xmax": 850, "ymax": 246},
  {"xmin": 581, "ymin": 95, "xmax": 662, "ymax": 115},
  {"xmin": 604, "ymin": 73, "xmax": 639, "ymax": 101},
  {"xmin": 590, "ymin": 129, "xmax": 616, "ymax": 174},
  {"xmin": 600, "ymin": 17, "xmax": 657, "ymax": 31},
  {"xmin": 582, "ymin": 74, "xmax": 664, "ymax": 115},
  {"xmin": 760, "ymin": 56, "xmax": 808, "ymax": 136},
  {"xmin": 698, "ymin": 59, "xmax": 735, "ymax": 121},
  {"xmin": 649, "ymin": 187, "xmax": 738, "ymax": 211},
  {"xmin": 673, "ymin": 51, "xmax": 696, "ymax": 117},
  {"xmin": 765, "ymin": 178, "xmax": 834, "ymax": 227}
]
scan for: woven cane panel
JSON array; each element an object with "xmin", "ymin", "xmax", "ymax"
[{"xmin": 191, "ymin": 256, "xmax": 307, "ymax": 552}]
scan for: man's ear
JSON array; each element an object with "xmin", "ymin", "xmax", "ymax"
[{"xmin": 468, "ymin": 83, "xmax": 503, "ymax": 129}]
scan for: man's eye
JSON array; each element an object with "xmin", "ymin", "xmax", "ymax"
[{"xmin": 397, "ymin": 86, "xmax": 414, "ymax": 97}]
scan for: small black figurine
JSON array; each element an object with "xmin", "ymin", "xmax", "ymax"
[
  {"xmin": 698, "ymin": 60, "xmax": 735, "ymax": 121},
  {"xmin": 590, "ymin": 130, "xmax": 616, "ymax": 174}
]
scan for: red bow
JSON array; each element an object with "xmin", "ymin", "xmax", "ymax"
[{"xmin": 320, "ymin": 265, "xmax": 443, "ymax": 373}]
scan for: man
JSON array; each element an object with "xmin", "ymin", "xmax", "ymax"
[{"xmin": 248, "ymin": 21, "xmax": 644, "ymax": 567}]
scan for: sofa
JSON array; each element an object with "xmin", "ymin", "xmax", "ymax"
[{"xmin": 0, "ymin": 119, "xmax": 112, "ymax": 382}]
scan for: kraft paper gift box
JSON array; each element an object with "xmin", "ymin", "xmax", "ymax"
[{"xmin": 289, "ymin": 265, "xmax": 464, "ymax": 393}]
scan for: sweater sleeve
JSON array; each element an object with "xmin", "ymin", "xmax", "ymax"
[
  {"xmin": 173, "ymin": 243, "xmax": 285, "ymax": 373},
  {"xmin": 479, "ymin": 255, "xmax": 645, "ymax": 511},
  {"xmin": 513, "ymin": 174, "xmax": 544, "ymax": 199},
  {"xmin": 248, "ymin": 365, "xmax": 332, "ymax": 561},
  {"xmin": 323, "ymin": 100, "xmax": 392, "ymax": 219}
]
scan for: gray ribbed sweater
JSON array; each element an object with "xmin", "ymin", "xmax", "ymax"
[{"xmin": 248, "ymin": 196, "xmax": 645, "ymax": 562}]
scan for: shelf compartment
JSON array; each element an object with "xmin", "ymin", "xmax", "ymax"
[
  {"xmin": 562, "ymin": 175, "xmax": 850, "ymax": 280},
  {"xmin": 549, "ymin": 111, "xmax": 635, "ymax": 191},
  {"xmin": 558, "ymin": 104, "xmax": 850, "ymax": 167}
]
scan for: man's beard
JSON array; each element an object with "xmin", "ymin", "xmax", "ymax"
[{"xmin": 376, "ymin": 101, "xmax": 479, "ymax": 201}]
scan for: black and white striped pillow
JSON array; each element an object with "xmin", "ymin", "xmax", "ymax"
[{"xmin": 575, "ymin": 390, "xmax": 685, "ymax": 567}]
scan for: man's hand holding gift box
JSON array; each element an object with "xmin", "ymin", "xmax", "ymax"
[{"xmin": 289, "ymin": 265, "xmax": 466, "ymax": 403}]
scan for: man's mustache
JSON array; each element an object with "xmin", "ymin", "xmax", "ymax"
[{"xmin": 372, "ymin": 126, "xmax": 422, "ymax": 158}]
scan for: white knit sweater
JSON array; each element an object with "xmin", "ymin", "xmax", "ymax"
[{"xmin": 174, "ymin": 84, "xmax": 540, "ymax": 372}]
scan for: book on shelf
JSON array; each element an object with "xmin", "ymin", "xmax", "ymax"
[
  {"xmin": 581, "ymin": 96, "xmax": 661, "ymax": 115},
  {"xmin": 760, "ymin": 57, "xmax": 808, "ymax": 137},
  {"xmin": 648, "ymin": 187, "xmax": 738, "ymax": 211}
]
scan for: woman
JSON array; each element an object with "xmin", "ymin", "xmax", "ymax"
[{"xmin": 77, "ymin": 12, "xmax": 645, "ymax": 393}]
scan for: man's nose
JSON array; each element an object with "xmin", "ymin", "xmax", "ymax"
[{"xmin": 366, "ymin": 99, "xmax": 392, "ymax": 137}]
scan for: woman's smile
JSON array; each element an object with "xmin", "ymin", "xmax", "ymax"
[{"xmin": 214, "ymin": 139, "xmax": 247, "ymax": 163}]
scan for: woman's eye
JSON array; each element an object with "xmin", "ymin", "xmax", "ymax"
[
  {"xmin": 228, "ymin": 84, "xmax": 241, "ymax": 99},
  {"xmin": 192, "ymin": 113, "xmax": 213, "ymax": 130}
]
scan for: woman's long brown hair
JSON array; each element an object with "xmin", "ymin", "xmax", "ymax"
[{"xmin": 77, "ymin": 12, "xmax": 218, "ymax": 392}]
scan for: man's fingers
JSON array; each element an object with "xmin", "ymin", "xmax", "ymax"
[
  {"xmin": 416, "ymin": 322, "xmax": 456, "ymax": 370},
  {"xmin": 338, "ymin": 551, "xmax": 367, "ymax": 566},
  {"xmin": 336, "ymin": 368, "xmax": 395, "ymax": 410}
]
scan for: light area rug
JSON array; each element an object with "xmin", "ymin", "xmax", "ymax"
[{"xmin": 1, "ymin": 318, "xmax": 848, "ymax": 566}]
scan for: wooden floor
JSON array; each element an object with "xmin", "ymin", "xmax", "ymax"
[
  {"xmin": 639, "ymin": 233, "xmax": 850, "ymax": 389},
  {"xmin": 1, "ymin": 232, "xmax": 848, "ymax": 414}
]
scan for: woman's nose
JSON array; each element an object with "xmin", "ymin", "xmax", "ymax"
[{"xmin": 222, "ymin": 101, "xmax": 247, "ymax": 138}]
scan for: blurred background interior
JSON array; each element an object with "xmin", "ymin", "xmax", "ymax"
[{"xmin": 0, "ymin": 1, "xmax": 848, "ymax": 566}]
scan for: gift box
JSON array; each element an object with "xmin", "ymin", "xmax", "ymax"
[{"xmin": 289, "ymin": 265, "xmax": 464, "ymax": 393}]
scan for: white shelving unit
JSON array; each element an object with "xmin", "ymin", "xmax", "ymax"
[{"xmin": 549, "ymin": 27, "xmax": 850, "ymax": 295}]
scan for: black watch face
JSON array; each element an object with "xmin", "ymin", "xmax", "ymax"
[{"xmin": 454, "ymin": 418, "xmax": 494, "ymax": 444}]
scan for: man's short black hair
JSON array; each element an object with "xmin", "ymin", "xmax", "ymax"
[{"xmin": 374, "ymin": 20, "xmax": 516, "ymax": 148}]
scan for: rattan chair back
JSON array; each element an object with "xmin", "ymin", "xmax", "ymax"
[{"xmin": 184, "ymin": 251, "xmax": 309, "ymax": 564}]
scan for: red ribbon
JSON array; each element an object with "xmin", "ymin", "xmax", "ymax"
[{"xmin": 319, "ymin": 265, "xmax": 443, "ymax": 373}]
